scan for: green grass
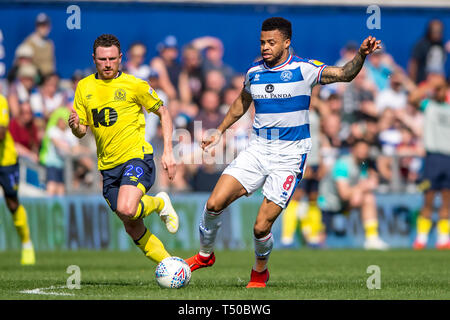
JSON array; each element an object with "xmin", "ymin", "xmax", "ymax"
[{"xmin": 0, "ymin": 249, "xmax": 449, "ymax": 300}]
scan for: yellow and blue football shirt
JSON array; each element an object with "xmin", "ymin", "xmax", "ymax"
[
  {"xmin": 0, "ymin": 94, "xmax": 18, "ymax": 167},
  {"xmin": 73, "ymin": 72, "xmax": 163, "ymax": 170}
]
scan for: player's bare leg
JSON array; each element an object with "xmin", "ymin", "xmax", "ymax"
[
  {"xmin": 186, "ymin": 174, "xmax": 247, "ymax": 271},
  {"xmin": 247, "ymin": 197, "xmax": 283, "ymax": 288},
  {"xmin": 116, "ymin": 185, "xmax": 171, "ymax": 263},
  {"xmin": 116, "ymin": 185, "xmax": 145, "ymax": 238}
]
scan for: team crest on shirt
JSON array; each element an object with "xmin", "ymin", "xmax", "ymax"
[
  {"xmin": 280, "ymin": 70, "xmax": 293, "ymax": 81},
  {"xmin": 114, "ymin": 88, "xmax": 126, "ymax": 101}
]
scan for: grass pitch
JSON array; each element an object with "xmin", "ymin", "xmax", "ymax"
[{"xmin": 0, "ymin": 249, "xmax": 449, "ymax": 300}]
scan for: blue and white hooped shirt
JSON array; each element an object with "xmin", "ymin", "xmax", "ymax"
[{"xmin": 244, "ymin": 54, "xmax": 327, "ymax": 155}]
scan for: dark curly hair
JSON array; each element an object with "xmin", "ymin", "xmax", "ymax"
[
  {"xmin": 262, "ymin": 17, "xmax": 292, "ymax": 40},
  {"xmin": 93, "ymin": 34, "xmax": 121, "ymax": 55}
]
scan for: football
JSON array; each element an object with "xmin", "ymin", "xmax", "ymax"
[{"xmin": 155, "ymin": 256, "xmax": 191, "ymax": 289}]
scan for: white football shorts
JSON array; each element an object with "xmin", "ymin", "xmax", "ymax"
[{"xmin": 222, "ymin": 142, "xmax": 308, "ymax": 208}]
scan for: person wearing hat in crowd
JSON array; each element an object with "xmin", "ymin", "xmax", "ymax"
[
  {"xmin": 7, "ymin": 64, "xmax": 38, "ymax": 118},
  {"xmin": 21, "ymin": 12, "xmax": 55, "ymax": 78},
  {"xmin": 7, "ymin": 44, "xmax": 42, "ymax": 85},
  {"xmin": 150, "ymin": 35, "xmax": 182, "ymax": 101}
]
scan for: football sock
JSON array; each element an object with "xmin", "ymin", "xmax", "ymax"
[
  {"xmin": 131, "ymin": 195, "xmax": 165, "ymax": 220},
  {"xmin": 436, "ymin": 219, "xmax": 449, "ymax": 244},
  {"xmin": 416, "ymin": 216, "xmax": 432, "ymax": 244},
  {"xmin": 199, "ymin": 205, "xmax": 223, "ymax": 256},
  {"xmin": 281, "ymin": 199, "xmax": 299, "ymax": 245},
  {"xmin": 253, "ymin": 233, "xmax": 273, "ymax": 272},
  {"xmin": 12, "ymin": 205, "xmax": 31, "ymax": 245},
  {"xmin": 364, "ymin": 219, "xmax": 379, "ymax": 239},
  {"xmin": 134, "ymin": 228, "xmax": 170, "ymax": 264}
]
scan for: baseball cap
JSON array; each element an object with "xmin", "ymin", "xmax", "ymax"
[
  {"xmin": 157, "ymin": 35, "xmax": 178, "ymax": 52},
  {"xmin": 15, "ymin": 44, "xmax": 34, "ymax": 59},
  {"xmin": 36, "ymin": 12, "xmax": 51, "ymax": 25}
]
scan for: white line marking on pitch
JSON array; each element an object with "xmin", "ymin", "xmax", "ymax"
[{"xmin": 20, "ymin": 285, "xmax": 75, "ymax": 296}]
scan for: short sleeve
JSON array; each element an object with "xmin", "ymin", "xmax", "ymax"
[
  {"xmin": 73, "ymin": 83, "xmax": 90, "ymax": 125},
  {"xmin": 135, "ymin": 80, "xmax": 163, "ymax": 113},
  {"xmin": 0, "ymin": 95, "xmax": 10, "ymax": 127},
  {"xmin": 332, "ymin": 159, "xmax": 350, "ymax": 181},
  {"xmin": 301, "ymin": 59, "xmax": 327, "ymax": 87}
]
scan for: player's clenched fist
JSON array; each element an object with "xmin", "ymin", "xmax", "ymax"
[
  {"xmin": 68, "ymin": 108, "xmax": 79, "ymax": 130},
  {"xmin": 359, "ymin": 36, "xmax": 382, "ymax": 56}
]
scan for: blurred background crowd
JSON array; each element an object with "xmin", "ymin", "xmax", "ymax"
[{"xmin": 1, "ymin": 12, "xmax": 449, "ymax": 197}]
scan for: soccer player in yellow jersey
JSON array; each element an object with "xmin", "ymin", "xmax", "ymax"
[
  {"xmin": 0, "ymin": 94, "xmax": 35, "ymax": 265},
  {"xmin": 69, "ymin": 34, "xmax": 179, "ymax": 264}
]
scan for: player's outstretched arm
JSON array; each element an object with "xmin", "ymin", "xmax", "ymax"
[
  {"xmin": 154, "ymin": 105, "xmax": 176, "ymax": 180},
  {"xmin": 320, "ymin": 36, "xmax": 381, "ymax": 85},
  {"xmin": 68, "ymin": 108, "xmax": 87, "ymax": 138},
  {"xmin": 202, "ymin": 89, "xmax": 253, "ymax": 151}
]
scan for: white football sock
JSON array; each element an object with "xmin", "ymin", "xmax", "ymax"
[
  {"xmin": 253, "ymin": 233, "xmax": 273, "ymax": 271},
  {"xmin": 199, "ymin": 204, "xmax": 223, "ymax": 255}
]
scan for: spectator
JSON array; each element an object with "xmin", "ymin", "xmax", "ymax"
[
  {"xmin": 341, "ymin": 67, "xmax": 377, "ymax": 137},
  {"xmin": 150, "ymin": 35, "xmax": 182, "ymax": 100},
  {"xmin": 145, "ymin": 69, "xmax": 169, "ymax": 143},
  {"xmin": 178, "ymin": 45, "xmax": 203, "ymax": 104},
  {"xmin": 39, "ymin": 108, "xmax": 89, "ymax": 195},
  {"xmin": 230, "ymin": 74, "xmax": 246, "ymax": 91},
  {"xmin": 320, "ymin": 113, "xmax": 344, "ymax": 173},
  {"xmin": 30, "ymin": 72, "xmax": 65, "ymax": 119},
  {"xmin": 9, "ymin": 101, "xmax": 40, "ymax": 163},
  {"xmin": 7, "ymin": 64, "xmax": 38, "ymax": 118},
  {"xmin": 191, "ymin": 36, "xmax": 235, "ymax": 86},
  {"xmin": 151, "ymin": 124, "xmax": 190, "ymax": 192},
  {"xmin": 7, "ymin": 44, "xmax": 41, "ymax": 85},
  {"xmin": 409, "ymin": 19, "xmax": 448, "ymax": 84},
  {"xmin": 21, "ymin": 13, "xmax": 55, "ymax": 78},
  {"xmin": 375, "ymin": 71, "xmax": 409, "ymax": 114},
  {"xmin": 365, "ymin": 45, "xmax": 395, "ymax": 91},
  {"xmin": 123, "ymin": 42, "xmax": 152, "ymax": 80},
  {"xmin": 191, "ymin": 90, "xmax": 224, "ymax": 134},
  {"xmin": 396, "ymin": 125, "xmax": 424, "ymax": 191},
  {"xmin": 64, "ymin": 69, "xmax": 85, "ymax": 109},
  {"xmin": 318, "ymin": 139, "xmax": 389, "ymax": 250},
  {"xmin": 204, "ymin": 69, "xmax": 226, "ymax": 95}
]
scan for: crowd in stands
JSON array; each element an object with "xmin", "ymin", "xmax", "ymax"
[{"xmin": 0, "ymin": 13, "xmax": 449, "ymax": 197}]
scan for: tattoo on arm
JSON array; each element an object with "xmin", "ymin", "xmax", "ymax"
[{"xmin": 320, "ymin": 52, "xmax": 366, "ymax": 84}]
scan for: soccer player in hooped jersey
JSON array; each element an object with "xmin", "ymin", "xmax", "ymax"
[
  {"xmin": 69, "ymin": 34, "xmax": 179, "ymax": 265},
  {"xmin": 186, "ymin": 17, "xmax": 382, "ymax": 287}
]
